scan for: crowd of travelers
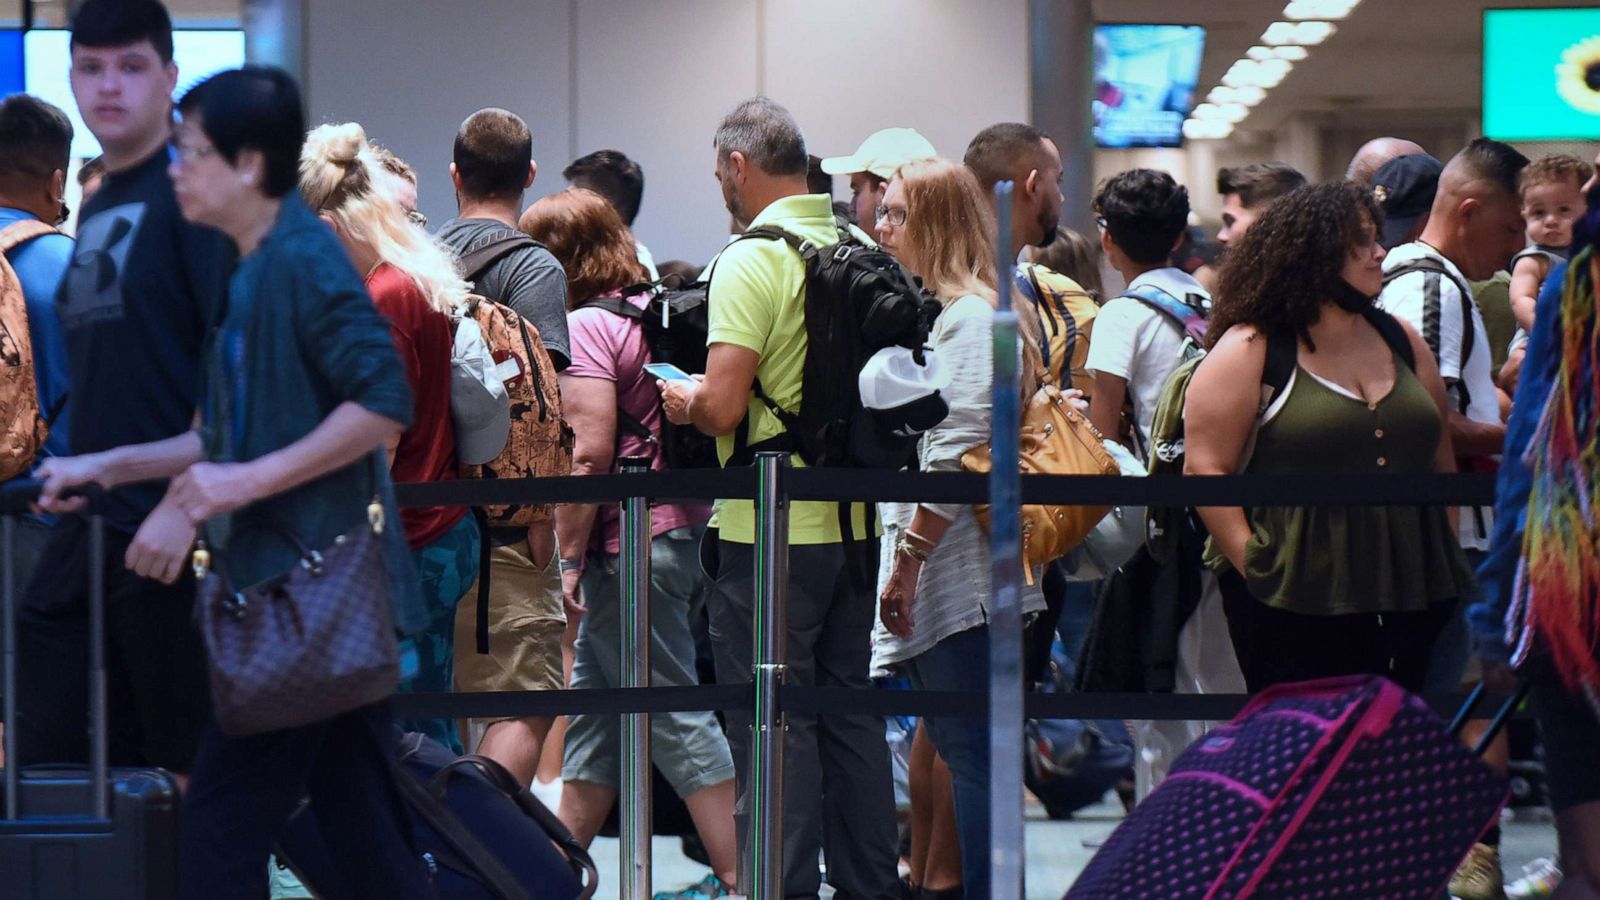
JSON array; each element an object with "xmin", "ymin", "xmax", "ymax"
[{"xmin": 1, "ymin": 2, "xmax": 1598, "ymax": 898}]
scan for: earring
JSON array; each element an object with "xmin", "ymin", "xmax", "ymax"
[{"xmin": 242, "ymin": 172, "xmax": 255, "ymax": 186}]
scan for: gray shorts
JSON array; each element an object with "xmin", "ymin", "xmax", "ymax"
[{"xmin": 561, "ymin": 525, "xmax": 734, "ymax": 796}]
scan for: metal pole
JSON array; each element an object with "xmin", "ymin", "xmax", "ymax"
[
  {"xmin": 88, "ymin": 513, "xmax": 107, "ymax": 820},
  {"xmin": 3, "ymin": 514, "xmax": 17, "ymax": 819},
  {"xmin": 618, "ymin": 456, "xmax": 653, "ymax": 900},
  {"xmin": 744, "ymin": 451, "xmax": 789, "ymax": 900},
  {"xmin": 989, "ymin": 181, "xmax": 1026, "ymax": 900}
]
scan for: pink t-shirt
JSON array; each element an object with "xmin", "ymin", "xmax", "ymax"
[{"xmin": 566, "ymin": 292, "xmax": 711, "ymax": 553}]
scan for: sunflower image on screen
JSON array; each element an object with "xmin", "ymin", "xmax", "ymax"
[
  {"xmin": 1484, "ymin": 7, "xmax": 1600, "ymax": 142},
  {"xmin": 1557, "ymin": 35, "xmax": 1600, "ymax": 115}
]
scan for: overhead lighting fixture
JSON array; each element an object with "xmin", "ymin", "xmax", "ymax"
[
  {"xmin": 1283, "ymin": 0, "xmax": 1360, "ymax": 20},
  {"xmin": 1183, "ymin": 119, "xmax": 1234, "ymax": 140},
  {"xmin": 1262, "ymin": 20, "xmax": 1336, "ymax": 45},
  {"xmin": 1221, "ymin": 57, "xmax": 1293, "ymax": 88},
  {"xmin": 1246, "ymin": 44, "xmax": 1309, "ymax": 61},
  {"xmin": 1208, "ymin": 85, "xmax": 1267, "ymax": 106}
]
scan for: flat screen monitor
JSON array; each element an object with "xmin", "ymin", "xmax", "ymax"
[
  {"xmin": 0, "ymin": 32, "xmax": 23, "ymax": 98},
  {"xmin": 1483, "ymin": 8, "xmax": 1600, "ymax": 142},
  {"xmin": 1094, "ymin": 24, "xmax": 1206, "ymax": 149},
  {"xmin": 24, "ymin": 29, "xmax": 246, "ymax": 158}
]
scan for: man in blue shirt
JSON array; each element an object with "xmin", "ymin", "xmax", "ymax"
[{"xmin": 0, "ymin": 93, "xmax": 75, "ymax": 596}]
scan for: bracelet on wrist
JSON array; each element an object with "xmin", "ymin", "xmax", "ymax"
[
  {"xmin": 895, "ymin": 537, "xmax": 929, "ymax": 563},
  {"xmin": 903, "ymin": 529, "xmax": 937, "ymax": 552},
  {"xmin": 558, "ymin": 557, "xmax": 584, "ymax": 574}
]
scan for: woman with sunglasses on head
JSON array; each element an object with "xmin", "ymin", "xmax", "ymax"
[{"xmin": 300, "ymin": 121, "xmax": 481, "ymax": 752}]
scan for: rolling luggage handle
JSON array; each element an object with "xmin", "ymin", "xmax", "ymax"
[
  {"xmin": 2, "ymin": 479, "xmax": 107, "ymax": 822},
  {"xmin": 1448, "ymin": 680, "xmax": 1532, "ymax": 758}
]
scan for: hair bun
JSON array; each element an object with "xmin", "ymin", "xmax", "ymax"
[{"xmin": 305, "ymin": 121, "xmax": 368, "ymax": 167}]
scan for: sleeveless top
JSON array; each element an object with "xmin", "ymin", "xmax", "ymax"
[{"xmin": 1204, "ymin": 352, "xmax": 1474, "ymax": 615}]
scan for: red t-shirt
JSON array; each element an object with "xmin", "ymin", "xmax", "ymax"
[{"xmin": 366, "ymin": 263, "xmax": 465, "ymax": 549}]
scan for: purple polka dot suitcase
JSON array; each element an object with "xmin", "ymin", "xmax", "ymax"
[{"xmin": 1065, "ymin": 676, "xmax": 1510, "ymax": 900}]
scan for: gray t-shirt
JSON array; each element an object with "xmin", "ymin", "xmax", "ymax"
[{"xmin": 435, "ymin": 217, "xmax": 572, "ymax": 370}]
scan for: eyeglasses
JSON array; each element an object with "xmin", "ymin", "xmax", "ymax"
[
  {"xmin": 405, "ymin": 209, "xmax": 428, "ymax": 228},
  {"xmin": 874, "ymin": 205, "xmax": 907, "ymax": 227},
  {"xmin": 173, "ymin": 141, "xmax": 217, "ymax": 166}
]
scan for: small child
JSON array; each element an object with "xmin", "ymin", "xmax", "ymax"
[{"xmin": 1510, "ymin": 154, "xmax": 1590, "ymax": 333}]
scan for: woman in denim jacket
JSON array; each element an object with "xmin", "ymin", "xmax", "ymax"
[{"xmin": 39, "ymin": 67, "xmax": 432, "ymax": 899}]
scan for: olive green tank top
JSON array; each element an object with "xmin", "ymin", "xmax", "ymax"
[{"xmin": 1205, "ymin": 353, "xmax": 1474, "ymax": 615}]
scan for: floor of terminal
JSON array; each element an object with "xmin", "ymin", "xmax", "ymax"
[{"xmin": 586, "ymin": 795, "xmax": 1562, "ymax": 899}]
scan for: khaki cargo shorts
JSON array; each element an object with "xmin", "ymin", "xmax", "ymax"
[{"xmin": 452, "ymin": 536, "xmax": 566, "ymax": 729}]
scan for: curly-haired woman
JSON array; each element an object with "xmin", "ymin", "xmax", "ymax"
[{"xmin": 1183, "ymin": 181, "xmax": 1474, "ymax": 691}]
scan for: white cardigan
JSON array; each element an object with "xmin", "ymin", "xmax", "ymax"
[{"xmin": 870, "ymin": 294, "xmax": 1048, "ymax": 675}]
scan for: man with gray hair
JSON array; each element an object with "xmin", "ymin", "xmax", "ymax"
[{"xmin": 659, "ymin": 95, "xmax": 900, "ymax": 898}]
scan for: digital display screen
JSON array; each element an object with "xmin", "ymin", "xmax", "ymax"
[
  {"xmin": 1483, "ymin": 8, "xmax": 1600, "ymax": 141},
  {"xmin": 24, "ymin": 29, "xmax": 246, "ymax": 158},
  {"xmin": 0, "ymin": 31, "xmax": 23, "ymax": 98},
  {"xmin": 1094, "ymin": 24, "xmax": 1207, "ymax": 149}
]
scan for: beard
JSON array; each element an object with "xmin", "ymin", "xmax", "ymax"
[
  {"xmin": 1035, "ymin": 207, "xmax": 1059, "ymax": 248},
  {"xmin": 724, "ymin": 183, "xmax": 750, "ymax": 231}
]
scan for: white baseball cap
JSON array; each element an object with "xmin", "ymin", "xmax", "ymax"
[
  {"xmin": 858, "ymin": 346, "xmax": 950, "ymax": 439},
  {"xmin": 821, "ymin": 128, "xmax": 939, "ymax": 181}
]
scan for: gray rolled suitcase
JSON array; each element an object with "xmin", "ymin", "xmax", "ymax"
[{"xmin": 0, "ymin": 482, "xmax": 181, "ymax": 898}]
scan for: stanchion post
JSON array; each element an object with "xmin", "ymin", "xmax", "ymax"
[
  {"xmin": 619, "ymin": 456, "xmax": 653, "ymax": 899},
  {"xmin": 3, "ymin": 513, "xmax": 17, "ymax": 819},
  {"xmin": 989, "ymin": 181, "xmax": 1025, "ymax": 900},
  {"xmin": 744, "ymin": 451, "xmax": 790, "ymax": 899}
]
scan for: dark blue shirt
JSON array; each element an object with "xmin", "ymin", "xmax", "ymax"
[
  {"xmin": 55, "ymin": 146, "xmax": 235, "ymax": 533},
  {"xmin": 200, "ymin": 195, "xmax": 427, "ymax": 636},
  {"xmin": 1473, "ymin": 256, "xmax": 1573, "ymax": 661}
]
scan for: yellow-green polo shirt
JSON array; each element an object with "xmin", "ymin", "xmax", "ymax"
[{"xmin": 706, "ymin": 193, "xmax": 875, "ymax": 545}]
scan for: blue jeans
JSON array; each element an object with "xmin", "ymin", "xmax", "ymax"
[{"xmin": 904, "ymin": 625, "xmax": 991, "ymax": 897}]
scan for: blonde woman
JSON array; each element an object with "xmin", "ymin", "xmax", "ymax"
[
  {"xmin": 300, "ymin": 123, "xmax": 479, "ymax": 752},
  {"xmin": 871, "ymin": 157, "xmax": 1048, "ymax": 899}
]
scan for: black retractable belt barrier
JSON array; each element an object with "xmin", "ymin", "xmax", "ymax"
[
  {"xmin": 391, "ymin": 684, "xmax": 1526, "ymax": 725},
  {"xmin": 395, "ymin": 470, "xmax": 1497, "ymax": 510}
]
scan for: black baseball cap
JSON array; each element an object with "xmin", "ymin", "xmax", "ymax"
[{"xmin": 1371, "ymin": 153, "xmax": 1443, "ymax": 249}]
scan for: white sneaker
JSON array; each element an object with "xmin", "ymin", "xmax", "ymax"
[
  {"xmin": 531, "ymin": 775, "xmax": 563, "ymax": 811},
  {"xmin": 1506, "ymin": 857, "xmax": 1562, "ymax": 900}
]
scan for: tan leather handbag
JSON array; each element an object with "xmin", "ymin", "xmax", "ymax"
[{"xmin": 961, "ymin": 384, "xmax": 1119, "ymax": 582}]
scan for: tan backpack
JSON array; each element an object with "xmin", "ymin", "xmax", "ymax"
[
  {"xmin": 457, "ymin": 294, "xmax": 572, "ymax": 526},
  {"xmin": 0, "ymin": 220, "xmax": 61, "ymax": 482}
]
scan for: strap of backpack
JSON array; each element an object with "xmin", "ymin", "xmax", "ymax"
[
  {"xmin": 0, "ymin": 219, "xmax": 59, "ymax": 255},
  {"xmin": 1361, "ymin": 307, "xmax": 1417, "ymax": 373},
  {"xmin": 1260, "ymin": 331, "xmax": 1299, "ymax": 416},
  {"xmin": 575, "ymin": 295, "xmax": 645, "ymax": 320},
  {"xmin": 1383, "ymin": 258, "xmax": 1473, "ymax": 412},
  {"xmin": 473, "ymin": 507, "xmax": 492, "ymax": 655},
  {"xmin": 457, "ymin": 233, "xmax": 544, "ymax": 284},
  {"xmin": 1121, "ymin": 284, "xmax": 1208, "ymax": 344}
]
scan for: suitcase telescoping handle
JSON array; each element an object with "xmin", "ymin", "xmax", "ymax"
[
  {"xmin": 1448, "ymin": 680, "xmax": 1533, "ymax": 758},
  {"xmin": 2, "ymin": 479, "xmax": 109, "ymax": 822}
]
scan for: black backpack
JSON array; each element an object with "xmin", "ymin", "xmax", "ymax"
[
  {"xmin": 731, "ymin": 219, "xmax": 942, "ymax": 470},
  {"xmin": 579, "ymin": 274, "xmax": 721, "ymax": 470}
]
